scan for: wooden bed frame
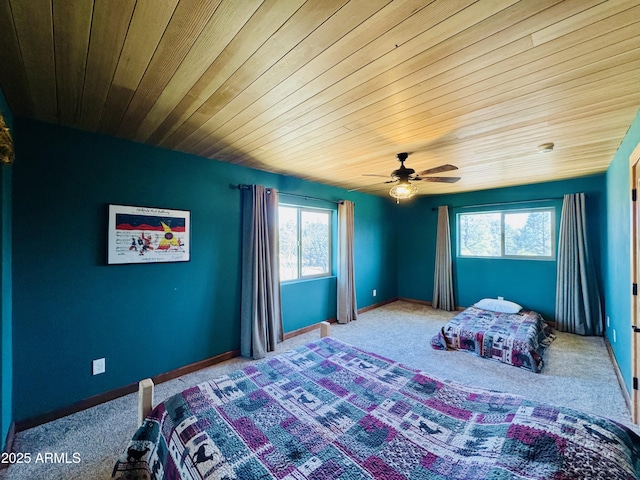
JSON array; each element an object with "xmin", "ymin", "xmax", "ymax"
[{"xmin": 137, "ymin": 321, "xmax": 331, "ymax": 425}]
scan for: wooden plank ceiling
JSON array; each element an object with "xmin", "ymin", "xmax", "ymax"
[{"xmin": 1, "ymin": 0, "xmax": 639, "ymax": 196}]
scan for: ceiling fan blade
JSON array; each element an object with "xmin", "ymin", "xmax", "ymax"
[
  {"xmin": 421, "ymin": 176, "xmax": 461, "ymax": 183},
  {"xmin": 418, "ymin": 164, "xmax": 458, "ymax": 175},
  {"xmin": 362, "ymin": 174, "xmax": 391, "ymax": 178}
]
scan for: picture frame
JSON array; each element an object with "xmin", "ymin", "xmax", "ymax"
[{"xmin": 107, "ymin": 204, "xmax": 191, "ymax": 265}]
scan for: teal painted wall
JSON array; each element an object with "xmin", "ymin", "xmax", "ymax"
[
  {"xmin": 605, "ymin": 108, "xmax": 640, "ymax": 394},
  {"xmin": 11, "ymin": 117, "xmax": 397, "ymax": 422},
  {"xmin": 0, "ymin": 88, "xmax": 13, "ymax": 449},
  {"xmin": 353, "ymin": 194, "xmax": 398, "ymax": 307},
  {"xmin": 281, "ymin": 277, "xmax": 337, "ymax": 332},
  {"xmin": 397, "ymin": 175, "xmax": 606, "ymax": 322}
]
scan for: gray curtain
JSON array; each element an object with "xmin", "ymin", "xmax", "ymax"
[
  {"xmin": 555, "ymin": 193, "xmax": 602, "ymax": 335},
  {"xmin": 240, "ymin": 185, "xmax": 283, "ymax": 359},
  {"xmin": 433, "ymin": 205, "xmax": 455, "ymax": 310},
  {"xmin": 337, "ymin": 200, "xmax": 357, "ymax": 323}
]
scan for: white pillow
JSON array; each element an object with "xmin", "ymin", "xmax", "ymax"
[{"xmin": 474, "ymin": 298, "xmax": 522, "ymax": 314}]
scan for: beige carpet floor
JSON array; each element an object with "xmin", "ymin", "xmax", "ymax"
[{"xmin": 1, "ymin": 300, "xmax": 636, "ymax": 479}]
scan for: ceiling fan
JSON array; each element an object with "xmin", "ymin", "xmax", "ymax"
[{"xmin": 360, "ymin": 152, "xmax": 460, "ymax": 203}]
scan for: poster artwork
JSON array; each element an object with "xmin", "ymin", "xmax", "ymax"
[{"xmin": 108, "ymin": 205, "xmax": 191, "ymax": 264}]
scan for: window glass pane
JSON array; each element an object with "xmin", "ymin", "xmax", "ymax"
[
  {"xmin": 504, "ymin": 210, "xmax": 552, "ymax": 256},
  {"xmin": 301, "ymin": 210, "xmax": 330, "ymax": 276},
  {"xmin": 279, "ymin": 206, "xmax": 298, "ymax": 281},
  {"xmin": 458, "ymin": 208, "xmax": 554, "ymax": 259},
  {"xmin": 279, "ymin": 205, "xmax": 332, "ymax": 281},
  {"xmin": 458, "ymin": 212, "xmax": 501, "ymax": 256}
]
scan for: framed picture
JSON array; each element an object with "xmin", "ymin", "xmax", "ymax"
[{"xmin": 107, "ymin": 204, "xmax": 191, "ymax": 265}]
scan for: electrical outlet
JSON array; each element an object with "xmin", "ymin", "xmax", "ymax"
[
  {"xmin": 92, "ymin": 358, "xmax": 106, "ymax": 375},
  {"xmin": 372, "ymin": 289, "xmax": 377, "ymax": 297}
]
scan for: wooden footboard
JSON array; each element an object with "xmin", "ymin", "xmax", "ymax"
[
  {"xmin": 320, "ymin": 321, "xmax": 330, "ymax": 338},
  {"xmin": 137, "ymin": 321, "xmax": 332, "ymax": 425},
  {"xmin": 138, "ymin": 378, "xmax": 154, "ymax": 426}
]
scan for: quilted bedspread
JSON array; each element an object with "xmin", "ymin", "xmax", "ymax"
[
  {"xmin": 431, "ymin": 306, "xmax": 555, "ymax": 373},
  {"xmin": 113, "ymin": 337, "xmax": 638, "ymax": 480}
]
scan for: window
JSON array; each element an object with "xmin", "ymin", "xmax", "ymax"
[
  {"xmin": 279, "ymin": 205, "xmax": 331, "ymax": 281},
  {"xmin": 457, "ymin": 207, "xmax": 554, "ymax": 259}
]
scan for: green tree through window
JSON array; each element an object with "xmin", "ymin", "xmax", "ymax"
[
  {"xmin": 504, "ymin": 211, "xmax": 552, "ymax": 256},
  {"xmin": 459, "ymin": 212, "xmax": 501, "ymax": 257}
]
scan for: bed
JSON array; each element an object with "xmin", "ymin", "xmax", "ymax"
[
  {"xmin": 113, "ymin": 334, "xmax": 639, "ymax": 480},
  {"xmin": 430, "ymin": 299, "xmax": 554, "ymax": 373}
]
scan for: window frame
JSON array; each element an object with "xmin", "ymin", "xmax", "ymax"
[
  {"xmin": 456, "ymin": 206, "xmax": 556, "ymax": 260},
  {"xmin": 278, "ymin": 204, "xmax": 332, "ymax": 282}
]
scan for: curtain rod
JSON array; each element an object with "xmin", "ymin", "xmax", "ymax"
[
  {"xmin": 432, "ymin": 197, "xmax": 566, "ymax": 211},
  {"xmin": 235, "ymin": 184, "xmax": 344, "ymax": 205},
  {"xmin": 457, "ymin": 197, "xmax": 565, "ymax": 209}
]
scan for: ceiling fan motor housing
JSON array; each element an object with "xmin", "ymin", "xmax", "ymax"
[{"xmin": 392, "ymin": 153, "xmax": 415, "ymax": 181}]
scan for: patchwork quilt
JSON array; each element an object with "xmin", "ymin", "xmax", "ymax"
[
  {"xmin": 431, "ymin": 306, "xmax": 555, "ymax": 372},
  {"xmin": 113, "ymin": 337, "xmax": 638, "ymax": 480}
]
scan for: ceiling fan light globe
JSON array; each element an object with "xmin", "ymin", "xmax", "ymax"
[{"xmin": 389, "ymin": 182, "xmax": 417, "ymax": 200}]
